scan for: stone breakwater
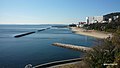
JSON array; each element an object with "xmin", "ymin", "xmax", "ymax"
[
  {"xmin": 14, "ymin": 31, "xmax": 35, "ymax": 38},
  {"xmin": 52, "ymin": 43, "xmax": 93, "ymax": 52},
  {"xmin": 14, "ymin": 27, "xmax": 51, "ymax": 38}
]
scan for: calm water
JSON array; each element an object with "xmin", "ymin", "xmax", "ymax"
[{"xmin": 0, "ymin": 25, "xmax": 96, "ymax": 68}]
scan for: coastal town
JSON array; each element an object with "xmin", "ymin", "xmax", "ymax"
[{"xmin": 69, "ymin": 12, "xmax": 120, "ymax": 28}]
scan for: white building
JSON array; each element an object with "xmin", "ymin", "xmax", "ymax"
[{"xmin": 86, "ymin": 16, "xmax": 103, "ymax": 24}]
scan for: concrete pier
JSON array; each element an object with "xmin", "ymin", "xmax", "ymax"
[{"xmin": 52, "ymin": 43, "xmax": 93, "ymax": 52}]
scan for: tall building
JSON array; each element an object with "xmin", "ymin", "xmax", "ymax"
[{"xmin": 86, "ymin": 16, "xmax": 103, "ymax": 24}]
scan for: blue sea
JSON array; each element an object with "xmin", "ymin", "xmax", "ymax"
[{"xmin": 0, "ymin": 24, "xmax": 96, "ymax": 68}]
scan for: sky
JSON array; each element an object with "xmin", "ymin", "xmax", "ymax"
[{"xmin": 0, "ymin": 0, "xmax": 120, "ymax": 24}]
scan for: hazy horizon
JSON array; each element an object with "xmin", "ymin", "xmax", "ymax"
[{"xmin": 0, "ymin": 0, "xmax": 120, "ymax": 24}]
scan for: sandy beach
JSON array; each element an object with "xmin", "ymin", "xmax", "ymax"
[{"xmin": 70, "ymin": 27, "xmax": 112, "ymax": 39}]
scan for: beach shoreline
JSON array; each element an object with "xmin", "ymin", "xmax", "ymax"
[{"xmin": 70, "ymin": 27, "xmax": 112, "ymax": 39}]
